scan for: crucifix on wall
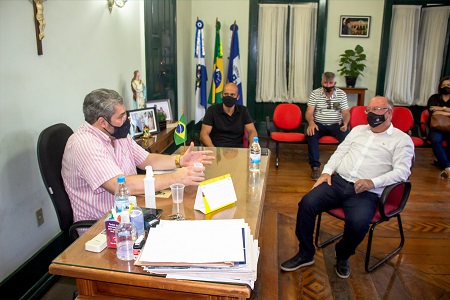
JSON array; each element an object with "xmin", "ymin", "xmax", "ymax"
[{"xmin": 32, "ymin": 0, "xmax": 45, "ymax": 55}]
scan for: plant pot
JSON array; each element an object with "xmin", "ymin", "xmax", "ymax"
[
  {"xmin": 345, "ymin": 76, "xmax": 358, "ymax": 88},
  {"xmin": 158, "ymin": 121, "xmax": 166, "ymax": 131}
]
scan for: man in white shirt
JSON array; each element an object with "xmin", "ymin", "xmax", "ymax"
[
  {"xmin": 306, "ymin": 72, "xmax": 350, "ymax": 180},
  {"xmin": 280, "ymin": 96, "xmax": 414, "ymax": 279}
]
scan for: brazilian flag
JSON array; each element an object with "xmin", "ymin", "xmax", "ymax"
[
  {"xmin": 208, "ymin": 20, "xmax": 223, "ymax": 104},
  {"xmin": 174, "ymin": 113, "xmax": 187, "ymax": 145}
]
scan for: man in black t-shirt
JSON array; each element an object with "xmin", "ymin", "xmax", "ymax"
[{"xmin": 200, "ymin": 83, "xmax": 257, "ymax": 147}]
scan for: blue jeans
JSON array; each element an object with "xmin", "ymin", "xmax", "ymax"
[
  {"xmin": 307, "ymin": 122, "xmax": 348, "ymax": 168},
  {"xmin": 429, "ymin": 129, "xmax": 450, "ymax": 169},
  {"xmin": 295, "ymin": 174, "xmax": 379, "ymax": 260}
]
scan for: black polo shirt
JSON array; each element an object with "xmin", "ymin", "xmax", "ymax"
[{"xmin": 202, "ymin": 104, "xmax": 254, "ymax": 147}]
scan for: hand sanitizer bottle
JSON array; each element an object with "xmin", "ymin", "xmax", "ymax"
[{"xmin": 144, "ymin": 166, "xmax": 156, "ymax": 208}]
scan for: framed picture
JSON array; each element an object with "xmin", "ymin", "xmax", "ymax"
[
  {"xmin": 128, "ymin": 107, "xmax": 159, "ymax": 138},
  {"xmin": 146, "ymin": 99, "xmax": 173, "ymax": 121},
  {"xmin": 340, "ymin": 16, "xmax": 371, "ymax": 38}
]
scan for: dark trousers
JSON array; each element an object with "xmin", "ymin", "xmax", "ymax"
[
  {"xmin": 307, "ymin": 122, "xmax": 348, "ymax": 168},
  {"xmin": 295, "ymin": 174, "xmax": 379, "ymax": 260},
  {"xmin": 429, "ymin": 129, "xmax": 450, "ymax": 169}
]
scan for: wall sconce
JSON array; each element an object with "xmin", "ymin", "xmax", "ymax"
[{"xmin": 107, "ymin": 0, "xmax": 127, "ymax": 13}]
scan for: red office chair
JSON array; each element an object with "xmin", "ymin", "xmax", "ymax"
[
  {"xmin": 349, "ymin": 106, "xmax": 368, "ymax": 129},
  {"xmin": 315, "ymin": 180, "xmax": 412, "ymax": 272},
  {"xmin": 392, "ymin": 107, "xmax": 425, "ymax": 147},
  {"xmin": 266, "ymin": 104, "xmax": 305, "ymax": 168}
]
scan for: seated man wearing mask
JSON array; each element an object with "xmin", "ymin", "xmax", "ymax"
[
  {"xmin": 200, "ymin": 82, "xmax": 257, "ymax": 147},
  {"xmin": 306, "ymin": 72, "xmax": 350, "ymax": 180},
  {"xmin": 62, "ymin": 88, "xmax": 215, "ymax": 226},
  {"xmin": 280, "ymin": 96, "xmax": 414, "ymax": 279}
]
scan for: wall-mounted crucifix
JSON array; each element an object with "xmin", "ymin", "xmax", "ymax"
[{"xmin": 32, "ymin": 0, "xmax": 45, "ymax": 55}]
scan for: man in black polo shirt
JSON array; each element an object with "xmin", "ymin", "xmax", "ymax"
[{"xmin": 200, "ymin": 83, "xmax": 257, "ymax": 147}]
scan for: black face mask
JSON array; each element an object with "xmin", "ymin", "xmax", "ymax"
[
  {"xmin": 367, "ymin": 112, "xmax": 386, "ymax": 128},
  {"xmin": 104, "ymin": 118, "xmax": 130, "ymax": 139},
  {"xmin": 439, "ymin": 87, "xmax": 450, "ymax": 95},
  {"xmin": 322, "ymin": 85, "xmax": 335, "ymax": 93},
  {"xmin": 222, "ymin": 96, "xmax": 237, "ymax": 107}
]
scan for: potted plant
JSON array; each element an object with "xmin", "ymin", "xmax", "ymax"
[
  {"xmin": 337, "ymin": 44, "xmax": 366, "ymax": 88},
  {"xmin": 157, "ymin": 108, "xmax": 167, "ymax": 130}
]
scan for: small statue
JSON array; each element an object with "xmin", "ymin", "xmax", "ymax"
[
  {"xmin": 131, "ymin": 70, "xmax": 146, "ymax": 109},
  {"xmin": 34, "ymin": 0, "xmax": 45, "ymax": 40}
]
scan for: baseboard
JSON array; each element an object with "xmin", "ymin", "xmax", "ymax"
[{"xmin": 0, "ymin": 231, "xmax": 71, "ymax": 300}]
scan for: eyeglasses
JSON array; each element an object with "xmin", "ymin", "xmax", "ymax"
[{"xmin": 365, "ymin": 107, "xmax": 390, "ymax": 114}]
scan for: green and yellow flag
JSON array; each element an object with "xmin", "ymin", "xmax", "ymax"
[
  {"xmin": 174, "ymin": 113, "xmax": 187, "ymax": 145},
  {"xmin": 208, "ymin": 19, "xmax": 223, "ymax": 104}
]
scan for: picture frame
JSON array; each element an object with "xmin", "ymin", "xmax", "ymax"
[
  {"xmin": 340, "ymin": 16, "xmax": 371, "ymax": 38},
  {"xmin": 146, "ymin": 99, "xmax": 173, "ymax": 121},
  {"xmin": 128, "ymin": 106, "xmax": 159, "ymax": 138}
]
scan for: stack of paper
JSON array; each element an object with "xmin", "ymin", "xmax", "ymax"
[{"xmin": 135, "ymin": 219, "xmax": 259, "ymax": 289}]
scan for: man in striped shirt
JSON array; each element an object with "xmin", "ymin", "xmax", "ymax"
[
  {"xmin": 305, "ymin": 72, "xmax": 350, "ymax": 180},
  {"xmin": 62, "ymin": 89, "xmax": 215, "ymax": 226}
]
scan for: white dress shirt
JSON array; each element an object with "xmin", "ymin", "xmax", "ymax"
[{"xmin": 322, "ymin": 124, "xmax": 415, "ymax": 196}]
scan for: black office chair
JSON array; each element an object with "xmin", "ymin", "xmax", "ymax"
[{"xmin": 37, "ymin": 123, "xmax": 96, "ymax": 241}]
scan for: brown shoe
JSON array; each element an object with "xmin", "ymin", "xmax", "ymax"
[{"xmin": 311, "ymin": 167, "xmax": 320, "ymax": 181}]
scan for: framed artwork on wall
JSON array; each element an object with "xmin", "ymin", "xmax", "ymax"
[
  {"xmin": 128, "ymin": 107, "xmax": 159, "ymax": 138},
  {"xmin": 340, "ymin": 16, "xmax": 371, "ymax": 38},
  {"xmin": 146, "ymin": 99, "xmax": 173, "ymax": 121}
]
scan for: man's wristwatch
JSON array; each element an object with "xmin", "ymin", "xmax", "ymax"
[{"xmin": 175, "ymin": 155, "xmax": 182, "ymax": 168}]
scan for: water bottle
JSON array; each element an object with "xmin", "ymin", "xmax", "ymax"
[
  {"xmin": 115, "ymin": 211, "xmax": 137, "ymax": 261},
  {"xmin": 115, "ymin": 176, "xmax": 130, "ymax": 214},
  {"xmin": 249, "ymin": 137, "xmax": 261, "ymax": 172}
]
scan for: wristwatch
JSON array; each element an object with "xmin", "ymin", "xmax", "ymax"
[{"xmin": 175, "ymin": 155, "xmax": 182, "ymax": 168}]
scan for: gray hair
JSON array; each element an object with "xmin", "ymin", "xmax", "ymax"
[
  {"xmin": 322, "ymin": 72, "xmax": 335, "ymax": 81},
  {"xmin": 83, "ymin": 89, "xmax": 124, "ymax": 124}
]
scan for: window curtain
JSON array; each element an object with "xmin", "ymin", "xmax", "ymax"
[
  {"xmin": 415, "ymin": 6, "xmax": 450, "ymax": 106},
  {"xmin": 256, "ymin": 4, "xmax": 288, "ymax": 103},
  {"xmin": 384, "ymin": 5, "xmax": 421, "ymax": 105},
  {"xmin": 288, "ymin": 3, "xmax": 317, "ymax": 103}
]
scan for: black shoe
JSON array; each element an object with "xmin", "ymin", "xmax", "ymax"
[
  {"xmin": 280, "ymin": 252, "xmax": 315, "ymax": 272},
  {"xmin": 311, "ymin": 167, "xmax": 320, "ymax": 181},
  {"xmin": 335, "ymin": 258, "xmax": 350, "ymax": 278}
]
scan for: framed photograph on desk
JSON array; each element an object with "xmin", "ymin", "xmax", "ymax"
[
  {"xmin": 128, "ymin": 107, "xmax": 159, "ymax": 138},
  {"xmin": 146, "ymin": 99, "xmax": 173, "ymax": 121}
]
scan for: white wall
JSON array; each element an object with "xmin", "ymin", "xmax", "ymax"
[
  {"xmin": 176, "ymin": 0, "xmax": 250, "ymax": 121},
  {"xmin": 325, "ymin": 0, "xmax": 384, "ymax": 105},
  {"xmin": 0, "ymin": 0, "xmax": 144, "ymax": 281}
]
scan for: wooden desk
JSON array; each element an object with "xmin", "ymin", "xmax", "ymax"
[
  {"xmin": 49, "ymin": 147, "xmax": 270, "ymax": 300},
  {"xmin": 135, "ymin": 125, "xmax": 176, "ymax": 153},
  {"xmin": 339, "ymin": 87, "xmax": 367, "ymax": 106}
]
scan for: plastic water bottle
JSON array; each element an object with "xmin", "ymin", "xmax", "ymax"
[
  {"xmin": 115, "ymin": 211, "xmax": 137, "ymax": 261},
  {"xmin": 249, "ymin": 137, "xmax": 261, "ymax": 172},
  {"xmin": 144, "ymin": 166, "xmax": 156, "ymax": 208},
  {"xmin": 115, "ymin": 176, "xmax": 130, "ymax": 213}
]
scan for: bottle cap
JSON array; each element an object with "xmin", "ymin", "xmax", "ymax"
[
  {"xmin": 253, "ymin": 137, "xmax": 259, "ymax": 142},
  {"xmin": 145, "ymin": 166, "xmax": 154, "ymax": 178},
  {"xmin": 117, "ymin": 176, "xmax": 125, "ymax": 183}
]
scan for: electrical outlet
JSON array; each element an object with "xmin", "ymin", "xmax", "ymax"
[{"xmin": 36, "ymin": 208, "xmax": 44, "ymax": 226}]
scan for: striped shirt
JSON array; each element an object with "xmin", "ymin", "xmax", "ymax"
[
  {"xmin": 61, "ymin": 122, "xmax": 149, "ymax": 223},
  {"xmin": 308, "ymin": 87, "xmax": 349, "ymax": 125}
]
